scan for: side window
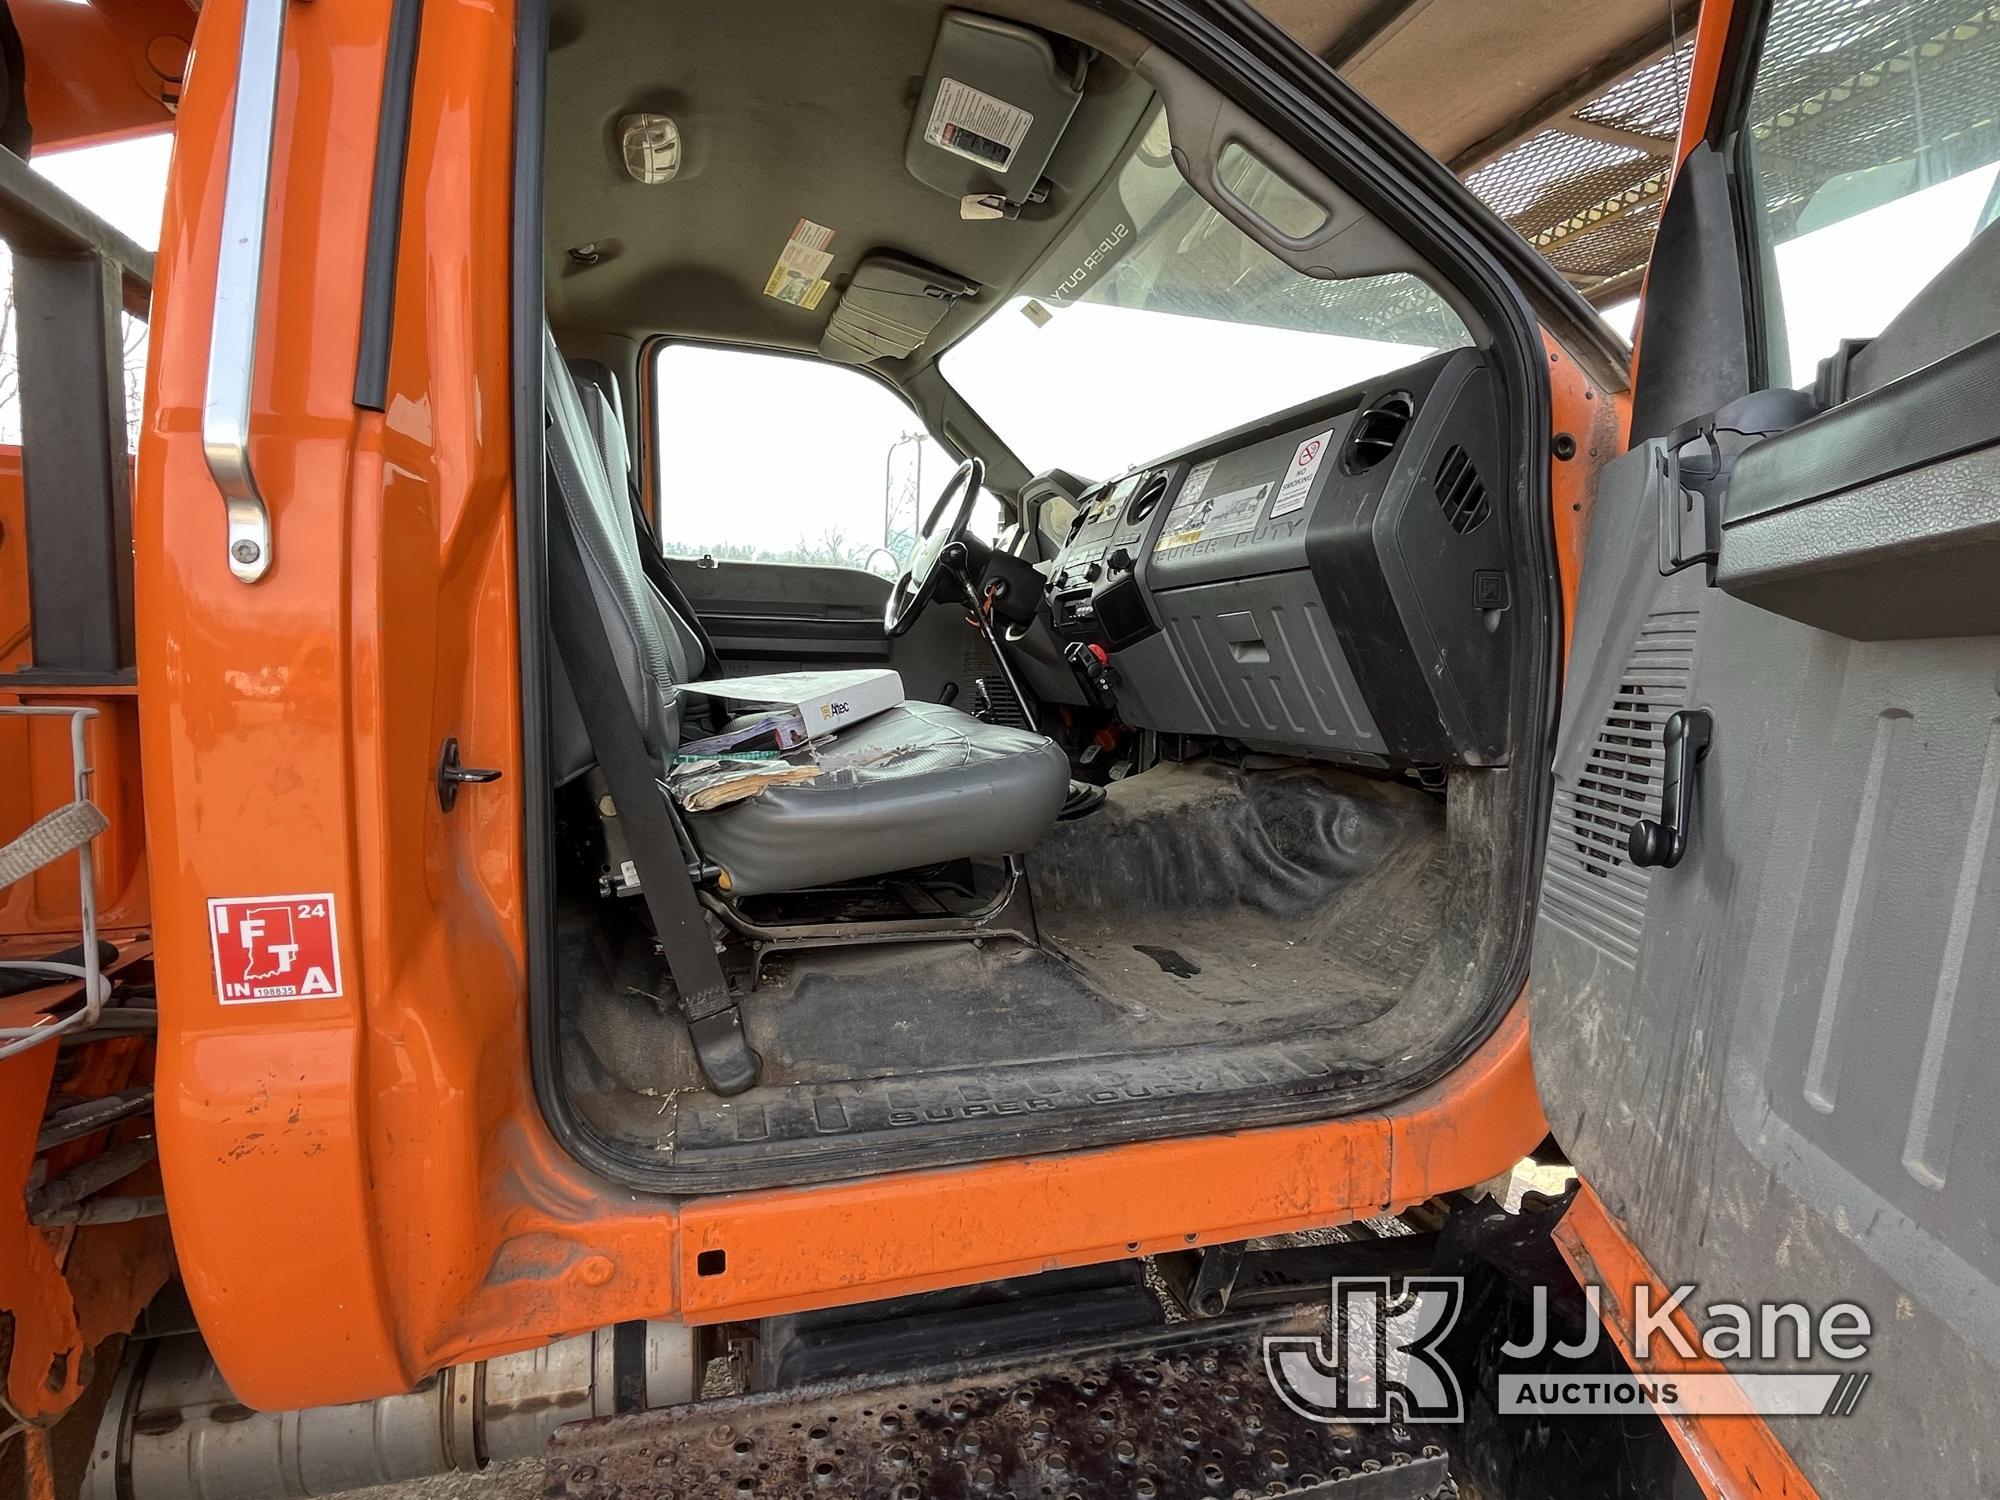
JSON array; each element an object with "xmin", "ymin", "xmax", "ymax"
[
  {"xmin": 1738, "ymin": 0, "xmax": 2000, "ymax": 388},
  {"xmin": 650, "ymin": 343, "xmax": 998, "ymax": 573}
]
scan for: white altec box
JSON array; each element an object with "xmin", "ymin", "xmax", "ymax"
[{"xmin": 679, "ymin": 668, "xmax": 904, "ymax": 740}]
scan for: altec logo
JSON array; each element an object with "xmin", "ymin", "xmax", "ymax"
[{"xmin": 208, "ymin": 894, "xmax": 343, "ymax": 1003}]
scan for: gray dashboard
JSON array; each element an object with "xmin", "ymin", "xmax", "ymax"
[{"xmin": 1040, "ymin": 347, "xmax": 1513, "ymax": 768}]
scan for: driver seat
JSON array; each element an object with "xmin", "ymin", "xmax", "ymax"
[{"xmin": 546, "ymin": 325, "xmax": 1069, "ymax": 897}]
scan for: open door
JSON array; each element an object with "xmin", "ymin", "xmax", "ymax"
[{"xmin": 1533, "ymin": 0, "xmax": 2000, "ymax": 1490}]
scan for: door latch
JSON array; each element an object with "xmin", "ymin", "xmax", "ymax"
[
  {"xmin": 436, "ymin": 736, "xmax": 502, "ymax": 813},
  {"xmin": 1628, "ymin": 709, "xmax": 1713, "ymax": 869}
]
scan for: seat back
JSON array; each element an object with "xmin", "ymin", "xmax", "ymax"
[
  {"xmin": 567, "ymin": 356, "xmax": 712, "ymax": 676},
  {"xmin": 544, "ymin": 325, "xmax": 689, "ymax": 777},
  {"xmin": 567, "ymin": 356, "xmax": 634, "ymax": 497}
]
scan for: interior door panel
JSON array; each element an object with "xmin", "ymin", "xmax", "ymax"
[
  {"xmin": 1533, "ymin": 422, "xmax": 2000, "ymax": 1492},
  {"xmin": 674, "ymin": 559, "xmax": 989, "ymax": 708},
  {"xmin": 677, "ymin": 561, "xmax": 893, "ymax": 663},
  {"xmin": 1715, "ymin": 333, "xmax": 2000, "ymax": 641}
]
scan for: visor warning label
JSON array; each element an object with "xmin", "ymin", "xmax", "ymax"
[
  {"xmin": 925, "ymin": 78, "xmax": 1034, "ymax": 172},
  {"xmin": 208, "ymin": 893, "xmax": 343, "ymax": 1003}
]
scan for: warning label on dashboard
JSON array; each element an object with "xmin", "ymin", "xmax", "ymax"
[
  {"xmin": 208, "ymin": 893, "xmax": 343, "ymax": 1003},
  {"xmin": 1155, "ymin": 465, "xmax": 1272, "ymax": 551},
  {"xmin": 1270, "ymin": 427, "xmax": 1335, "ymax": 518}
]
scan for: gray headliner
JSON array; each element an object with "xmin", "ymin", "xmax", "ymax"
[
  {"xmin": 541, "ymin": 0, "xmax": 1468, "ymax": 497},
  {"xmin": 544, "ymin": 0, "xmax": 1156, "ymax": 359}
]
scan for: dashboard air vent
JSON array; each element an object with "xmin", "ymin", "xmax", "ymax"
[
  {"xmin": 1126, "ymin": 471, "xmax": 1169, "ymax": 525},
  {"xmin": 1432, "ymin": 445, "xmax": 1490, "ymax": 534},
  {"xmin": 1343, "ymin": 392, "xmax": 1413, "ymax": 473}
]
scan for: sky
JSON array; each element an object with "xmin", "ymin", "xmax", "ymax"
[
  {"xmin": 22, "ymin": 127, "xmax": 1994, "ymax": 559},
  {"xmin": 34, "ymin": 131, "xmax": 172, "ymax": 248},
  {"xmin": 942, "ymin": 299, "xmax": 1453, "ymax": 479},
  {"xmin": 652, "ymin": 343, "xmax": 969, "ymax": 568}
]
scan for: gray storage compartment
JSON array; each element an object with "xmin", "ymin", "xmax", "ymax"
[
  {"xmin": 1144, "ymin": 572, "xmax": 1383, "ymax": 761},
  {"xmin": 1140, "ymin": 349, "xmax": 1512, "ymax": 766}
]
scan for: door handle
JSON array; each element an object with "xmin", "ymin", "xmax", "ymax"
[
  {"xmin": 202, "ymin": 0, "xmax": 294, "ymax": 584},
  {"xmin": 1628, "ymin": 709, "xmax": 1713, "ymax": 869}
]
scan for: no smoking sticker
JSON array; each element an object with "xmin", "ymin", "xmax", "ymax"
[
  {"xmin": 1271, "ymin": 427, "xmax": 1336, "ymax": 518},
  {"xmin": 208, "ymin": 893, "xmax": 343, "ymax": 1003}
]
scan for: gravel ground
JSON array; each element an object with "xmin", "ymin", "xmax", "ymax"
[{"xmin": 339, "ymin": 1460, "xmax": 543, "ymax": 1500}]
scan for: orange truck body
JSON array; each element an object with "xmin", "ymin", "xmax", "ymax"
[{"xmin": 2, "ymin": 0, "xmax": 1809, "ymax": 1496}]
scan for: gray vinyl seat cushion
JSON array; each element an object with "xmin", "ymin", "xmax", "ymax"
[
  {"xmin": 545, "ymin": 324, "xmax": 1068, "ymax": 896},
  {"xmin": 688, "ymin": 700, "xmax": 1070, "ymax": 896}
]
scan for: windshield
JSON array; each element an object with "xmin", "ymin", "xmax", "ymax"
[{"xmin": 941, "ymin": 105, "xmax": 1472, "ymax": 478}]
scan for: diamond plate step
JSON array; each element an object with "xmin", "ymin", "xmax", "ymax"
[{"xmin": 545, "ymin": 1315, "xmax": 1452, "ymax": 1500}]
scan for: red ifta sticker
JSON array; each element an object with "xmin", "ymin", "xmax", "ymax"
[{"xmin": 208, "ymin": 894, "xmax": 344, "ymax": 1003}]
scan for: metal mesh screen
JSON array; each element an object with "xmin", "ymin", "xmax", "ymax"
[
  {"xmin": 1574, "ymin": 48, "xmax": 1695, "ymax": 141},
  {"xmin": 1464, "ymin": 40, "xmax": 1694, "ymax": 297},
  {"xmin": 1745, "ymin": 0, "xmax": 2000, "ymax": 242},
  {"xmin": 1462, "ymin": 1, "xmax": 2000, "ymax": 299}
]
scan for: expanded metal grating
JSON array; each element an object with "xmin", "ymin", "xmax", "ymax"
[
  {"xmin": 1464, "ymin": 39, "xmax": 1694, "ymax": 298},
  {"xmin": 1467, "ymin": 133, "xmax": 1658, "ymax": 225},
  {"xmin": 1745, "ymin": 0, "xmax": 2000, "ymax": 242},
  {"xmin": 546, "ymin": 1315, "xmax": 1457, "ymax": 1500},
  {"xmin": 1574, "ymin": 48, "xmax": 1696, "ymax": 142},
  {"xmin": 1464, "ymin": 0, "xmax": 2000, "ymax": 300}
]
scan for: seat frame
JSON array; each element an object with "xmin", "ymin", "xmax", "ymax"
[{"xmin": 699, "ymin": 853, "xmax": 1041, "ymax": 982}]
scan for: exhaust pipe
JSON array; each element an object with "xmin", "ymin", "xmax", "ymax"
[{"xmin": 84, "ymin": 1322, "xmax": 700, "ymax": 1500}]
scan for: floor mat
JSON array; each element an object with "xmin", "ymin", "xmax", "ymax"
[{"xmin": 562, "ymin": 758, "xmax": 1472, "ymax": 1189}]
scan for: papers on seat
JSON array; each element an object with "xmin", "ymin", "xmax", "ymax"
[
  {"xmin": 677, "ymin": 710, "xmax": 812, "ymax": 759},
  {"xmin": 669, "ymin": 756, "xmax": 823, "ymax": 812},
  {"xmin": 668, "ymin": 671, "xmax": 906, "ymax": 813},
  {"xmin": 678, "ymin": 669, "xmax": 903, "ymax": 741}
]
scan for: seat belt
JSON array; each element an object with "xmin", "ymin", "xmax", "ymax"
[
  {"xmin": 625, "ymin": 477, "xmax": 723, "ymax": 681},
  {"xmin": 544, "ymin": 446, "xmax": 761, "ymax": 1097}
]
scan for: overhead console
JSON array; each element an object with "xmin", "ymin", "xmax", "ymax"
[{"xmin": 1043, "ymin": 348, "xmax": 1513, "ymax": 768}]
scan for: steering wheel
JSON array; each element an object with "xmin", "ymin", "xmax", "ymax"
[{"xmin": 884, "ymin": 455, "xmax": 984, "ymax": 637}]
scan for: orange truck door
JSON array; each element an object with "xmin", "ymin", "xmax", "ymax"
[{"xmin": 1533, "ymin": 0, "xmax": 2000, "ymax": 1493}]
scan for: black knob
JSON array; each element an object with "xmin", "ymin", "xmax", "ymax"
[{"xmin": 1108, "ymin": 546, "xmax": 1134, "ymax": 573}]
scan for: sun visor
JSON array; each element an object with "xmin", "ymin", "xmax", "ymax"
[
  {"xmin": 904, "ymin": 10, "xmax": 1085, "ymax": 212},
  {"xmin": 819, "ymin": 254, "xmax": 978, "ymax": 364}
]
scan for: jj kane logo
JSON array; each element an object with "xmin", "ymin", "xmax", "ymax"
[{"xmin": 1265, "ymin": 1278, "xmax": 1873, "ymax": 1423}]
